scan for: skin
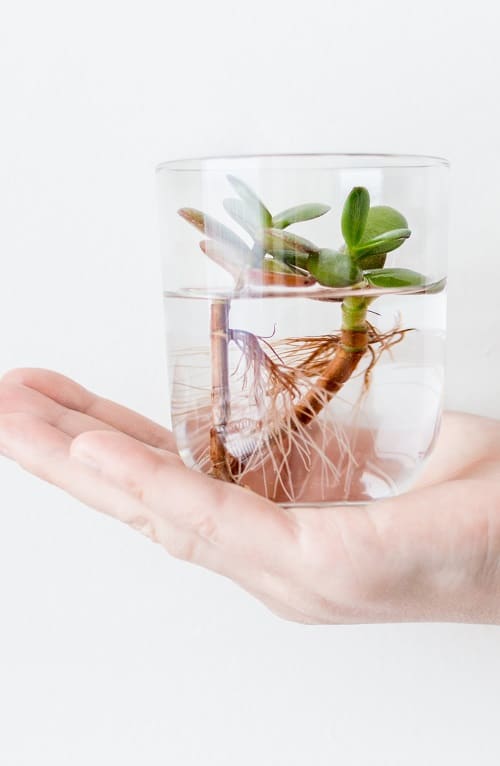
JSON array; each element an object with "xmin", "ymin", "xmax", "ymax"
[{"xmin": 1, "ymin": 368, "xmax": 500, "ymax": 625}]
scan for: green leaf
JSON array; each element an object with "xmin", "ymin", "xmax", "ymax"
[
  {"xmin": 354, "ymin": 205, "xmax": 409, "ymax": 268},
  {"xmin": 424, "ymin": 277, "xmax": 446, "ymax": 294},
  {"xmin": 341, "ymin": 187, "xmax": 370, "ymax": 250},
  {"xmin": 361, "ymin": 205, "xmax": 408, "ymax": 239},
  {"xmin": 178, "ymin": 208, "xmax": 252, "ymax": 257},
  {"xmin": 307, "ymin": 249, "xmax": 364, "ymax": 288},
  {"xmin": 364, "ymin": 268, "xmax": 426, "ymax": 288},
  {"xmin": 226, "ymin": 175, "xmax": 273, "ymax": 228},
  {"xmin": 223, "ymin": 198, "xmax": 262, "ymax": 238},
  {"xmin": 261, "ymin": 228, "xmax": 321, "ymax": 258},
  {"xmin": 199, "ymin": 239, "xmax": 249, "ymax": 279},
  {"xmin": 272, "ymin": 203, "xmax": 331, "ymax": 229},
  {"xmin": 278, "ymin": 252, "xmax": 311, "ymax": 270},
  {"xmin": 353, "ymin": 228, "xmax": 411, "ymax": 260},
  {"xmin": 248, "ymin": 259, "xmax": 316, "ymax": 287},
  {"xmin": 262, "ymin": 258, "xmax": 300, "ymax": 276}
]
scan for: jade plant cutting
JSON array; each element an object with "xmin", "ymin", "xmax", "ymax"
[{"xmin": 178, "ymin": 176, "xmax": 425, "ymax": 488}]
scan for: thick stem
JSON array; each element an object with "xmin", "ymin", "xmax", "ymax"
[
  {"xmin": 292, "ymin": 296, "xmax": 371, "ymax": 427},
  {"xmin": 209, "ymin": 294, "xmax": 373, "ymax": 480},
  {"xmin": 209, "ymin": 300, "xmax": 236, "ymax": 481}
]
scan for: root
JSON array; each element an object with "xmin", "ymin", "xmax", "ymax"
[
  {"xmin": 230, "ymin": 328, "xmax": 302, "ymax": 403},
  {"xmin": 362, "ymin": 320, "xmax": 410, "ymax": 392},
  {"xmin": 230, "ymin": 322, "xmax": 413, "ymax": 474},
  {"xmin": 291, "ymin": 328, "xmax": 369, "ymax": 427},
  {"xmin": 205, "ymin": 302, "xmax": 414, "ymax": 494},
  {"xmin": 274, "ymin": 334, "xmax": 343, "ymax": 376}
]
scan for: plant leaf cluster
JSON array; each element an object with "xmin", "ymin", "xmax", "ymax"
[{"xmin": 178, "ymin": 176, "xmax": 425, "ymax": 290}]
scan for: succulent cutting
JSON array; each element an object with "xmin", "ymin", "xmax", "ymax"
[{"xmin": 177, "ymin": 176, "xmax": 426, "ymax": 493}]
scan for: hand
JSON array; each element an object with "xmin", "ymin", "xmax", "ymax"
[{"xmin": 1, "ymin": 368, "xmax": 500, "ymax": 625}]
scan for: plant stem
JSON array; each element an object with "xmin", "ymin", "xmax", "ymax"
[
  {"xmin": 209, "ymin": 299, "xmax": 236, "ymax": 481},
  {"xmin": 292, "ymin": 295, "xmax": 371, "ymax": 427}
]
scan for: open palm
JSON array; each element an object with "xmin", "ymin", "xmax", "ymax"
[{"xmin": 1, "ymin": 367, "xmax": 500, "ymax": 624}]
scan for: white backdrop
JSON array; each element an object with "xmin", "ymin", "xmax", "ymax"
[{"xmin": 1, "ymin": 1, "xmax": 500, "ymax": 763}]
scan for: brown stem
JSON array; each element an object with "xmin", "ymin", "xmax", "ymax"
[
  {"xmin": 292, "ymin": 328, "xmax": 369, "ymax": 427},
  {"xmin": 209, "ymin": 300, "xmax": 236, "ymax": 481},
  {"xmin": 208, "ymin": 298, "xmax": 375, "ymax": 479},
  {"xmin": 227, "ymin": 326, "xmax": 370, "ymax": 475}
]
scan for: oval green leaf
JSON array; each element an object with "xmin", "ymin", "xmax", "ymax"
[
  {"xmin": 272, "ymin": 203, "xmax": 331, "ymax": 229},
  {"xmin": 178, "ymin": 208, "xmax": 252, "ymax": 257},
  {"xmin": 277, "ymin": 251, "xmax": 311, "ymax": 269},
  {"xmin": 223, "ymin": 197, "xmax": 262, "ymax": 238},
  {"xmin": 307, "ymin": 249, "xmax": 364, "ymax": 288},
  {"xmin": 361, "ymin": 205, "xmax": 408, "ymax": 240},
  {"xmin": 353, "ymin": 205, "xmax": 409, "ymax": 269},
  {"xmin": 341, "ymin": 187, "xmax": 370, "ymax": 250},
  {"xmin": 353, "ymin": 228, "xmax": 411, "ymax": 258},
  {"xmin": 226, "ymin": 175, "xmax": 273, "ymax": 228},
  {"xmin": 364, "ymin": 268, "xmax": 426, "ymax": 288},
  {"xmin": 262, "ymin": 258, "xmax": 300, "ymax": 275},
  {"xmin": 261, "ymin": 228, "xmax": 321, "ymax": 258},
  {"xmin": 199, "ymin": 239, "xmax": 249, "ymax": 280}
]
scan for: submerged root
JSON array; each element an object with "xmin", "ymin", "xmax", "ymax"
[
  {"xmin": 272, "ymin": 322, "xmax": 411, "ymax": 382},
  {"xmin": 232, "ymin": 385, "xmax": 356, "ymax": 502},
  {"xmin": 362, "ymin": 320, "xmax": 410, "ymax": 392},
  {"xmin": 198, "ymin": 314, "xmax": 414, "ymax": 498},
  {"xmin": 230, "ymin": 328, "xmax": 302, "ymax": 403}
]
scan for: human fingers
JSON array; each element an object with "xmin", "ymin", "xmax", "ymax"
[
  {"xmin": 7, "ymin": 409, "xmax": 495, "ymax": 625},
  {"xmin": 0, "ymin": 381, "xmax": 380, "ymax": 621},
  {"xmin": 0, "ymin": 411, "xmax": 165, "ymax": 538},
  {"xmin": 1, "ymin": 368, "xmax": 176, "ymax": 451},
  {"xmin": 0, "ymin": 410, "xmax": 329, "ymax": 622},
  {"xmin": 0, "ymin": 381, "xmax": 129, "ymax": 445},
  {"xmin": 70, "ymin": 429, "xmax": 305, "ymax": 588},
  {"xmin": 8, "ymin": 386, "xmax": 498, "ymax": 625},
  {"xmin": 69, "ymin": 430, "xmax": 428, "ymax": 624}
]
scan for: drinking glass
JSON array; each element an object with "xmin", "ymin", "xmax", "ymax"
[{"xmin": 156, "ymin": 154, "xmax": 449, "ymax": 506}]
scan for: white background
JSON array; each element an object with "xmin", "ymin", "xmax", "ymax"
[{"xmin": 1, "ymin": 0, "xmax": 500, "ymax": 763}]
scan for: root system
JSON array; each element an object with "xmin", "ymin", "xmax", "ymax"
[{"xmin": 203, "ymin": 299, "xmax": 413, "ymax": 499}]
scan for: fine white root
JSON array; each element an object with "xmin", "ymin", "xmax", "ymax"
[{"xmin": 171, "ymin": 318, "xmax": 413, "ymax": 502}]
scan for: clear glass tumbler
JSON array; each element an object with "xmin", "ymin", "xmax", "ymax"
[{"xmin": 156, "ymin": 154, "xmax": 449, "ymax": 506}]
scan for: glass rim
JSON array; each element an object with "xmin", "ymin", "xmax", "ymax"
[{"xmin": 156, "ymin": 152, "xmax": 450, "ymax": 172}]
